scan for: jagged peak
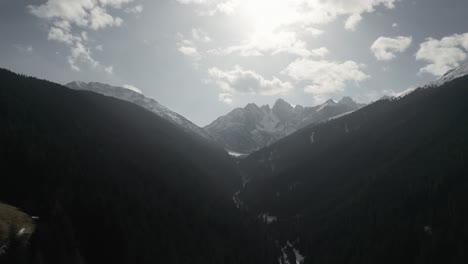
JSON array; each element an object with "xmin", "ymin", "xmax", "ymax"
[
  {"xmin": 339, "ymin": 96, "xmax": 354, "ymax": 104},
  {"xmin": 260, "ymin": 104, "xmax": 271, "ymax": 112},
  {"xmin": 272, "ymin": 98, "xmax": 294, "ymax": 114},
  {"xmin": 273, "ymin": 98, "xmax": 292, "ymax": 107},
  {"xmin": 244, "ymin": 103, "xmax": 261, "ymax": 112}
]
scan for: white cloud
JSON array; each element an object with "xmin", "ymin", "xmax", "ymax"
[
  {"xmin": 392, "ymin": 22, "xmax": 398, "ymax": 29},
  {"xmin": 218, "ymin": 93, "xmax": 233, "ymax": 104},
  {"xmin": 371, "ymin": 36, "xmax": 412, "ymax": 61},
  {"xmin": 15, "ymin": 45, "xmax": 34, "ymax": 54},
  {"xmin": 192, "ymin": 28, "xmax": 212, "ymax": 42},
  {"xmin": 176, "ymin": 0, "xmax": 397, "ymax": 30},
  {"xmin": 345, "ymin": 13, "xmax": 362, "ymax": 31},
  {"xmin": 48, "ymin": 27, "xmax": 76, "ymax": 44},
  {"xmin": 179, "ymin": 0, "xmax": 398, "ymax": 61},
  {"xmin": 177, "ymin": 28, "xmax": 212, "ymax": 60},
  {"xmin": 99, "ymin": 0, "xmax": 134, "ymax": 8},
  {"xmin": 27, "ymin": 0, "xmax": 130, "ymax": 30},
  {"xmin": 178, "ymin": 45, "xmax": 200, "ymax": 57},
  {"xmin": 176, "ymin": 0, "xmax": 208, "ymax": 3},
  {"xmin": 123, "ymin": 84, "xmax": 143, "ymax": 93},
  {"xmin": 416, "ymin": 33, "xmax": 468, "ymax": 76},
  {"xmin": 177, "ymin": 38, "xmax": 201, "ymax": 59},
  {"xmin": 68, "ymin": 42, "xmax": 99, "ymax": 71},
  {"xmin": 213, "ymin": 31, "xmax": 327, "ymax": 58},
  {"xmin": 89, "ymin": 6, "xmax": 123, "ymax": 30},
  {"xmin": 283, "ymin": 59, "xmax": 369, "ymax": 102},
  {"xmin": 28, "ymin": 0, "xmax": 137, "ymax": 72},
  {"xmin": 208, "ymin": 66, "xmax": 293, "ymax": 103},
  {"xmin": 304, "ymin": 27, "xmax": 324, "ymax": 37},
  {"xmin": 125, "ymin": 4, "xmax": 143, "ymax": 14},
  {"xmin": 104, "ymin": 65, "xmax": 114, "ymax": 74}
]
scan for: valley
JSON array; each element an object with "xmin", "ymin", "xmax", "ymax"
[{"xmin": 1, "ymin": 62, "xmax": 468, "ymax": 264}]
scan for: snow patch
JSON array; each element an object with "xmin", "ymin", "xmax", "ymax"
[
  {"xmin": 228, "ymin": 150, "xmax": 248, "ymax": 158},
  {"xmin": 310, "ymin": 132, "xmax": 315, "ymax": 144},
  {"xmin": 431, "ymin": 62, "xmax": 468, "ymax": 87},
  {"xmin": 278, "ymin": 241, "xmax": 305, "ymax": 264}
]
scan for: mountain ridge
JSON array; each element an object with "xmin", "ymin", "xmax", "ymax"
[
  {"xmin": 205, "ymin": 97, "xmax": 365, "ymax": 153},
  {"xmin": 66, "ymin": 81, "xmax": 212, "ymax": 140},
  {"xmin": 236, "ymin": 65, "xmax": 468, "ymax": 264}
]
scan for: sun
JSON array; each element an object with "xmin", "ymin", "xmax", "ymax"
[{"xmin": 240, "ymin": 0, "xmax": 299, "ymax": 35}]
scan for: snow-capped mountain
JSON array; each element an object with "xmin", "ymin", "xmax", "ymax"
[
  {"xmin": 431, "ymin": 62, "xmax": 468, "ymax": 87},
  {"xmin": 204, "ymin": 97, "xmax": 365, "ymax": 153},
  {"xmin": 66, "ymin": 81, "xmax": 211, "ymax": 140}
]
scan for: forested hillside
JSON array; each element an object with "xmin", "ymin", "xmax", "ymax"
[
  {"xmin": 239, "ymin": 76, "xmax": 468, "ymax": 264},
  {"xmin": 0, "ymin": 69, "xmax": 277, "ymax": 264}
]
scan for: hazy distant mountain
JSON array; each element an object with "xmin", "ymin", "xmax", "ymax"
[
  {"xmin": 204, "ymin": 97, "xmax": 365, "ymax": 153},
  {"xmin": 66, "ymin": 81, "xmax": 211, "ymax": 140},
  {"xmin": 237, "ymin": 64, "xmax": 468, "ymax": 264}
]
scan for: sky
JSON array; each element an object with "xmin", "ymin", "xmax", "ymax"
[{"xmin": 1, "ymin": 0, "xmax": 468, "ymax": 126}]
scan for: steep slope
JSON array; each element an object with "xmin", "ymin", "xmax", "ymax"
[
  {"xmin": 0, "ymin": 69, "xmax": 276, "ymax": 264},
  {"xmin": 205, "ymin": 97, "xmax": 364, "ymax": 153},
  {"xmin": 238, "ymin": 71, "xmax": 468, "ymax": 264},
  {"xmin": 66, "ymin": 81, "xmax": 211, "ymax": 140}
]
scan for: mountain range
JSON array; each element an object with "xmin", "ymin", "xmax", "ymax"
[
  {"xmin": 66, "ymin": 81, "xmax": 364, "ymax": 154},
  {"xmin": 205, "ymin": 97, "xmax": 365, "ymax": 153},
  {"xmin": 2, "ymin": 61, "xmax": 468, "ymax": 264}
]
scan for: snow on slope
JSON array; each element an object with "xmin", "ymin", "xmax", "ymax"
[
  {"xmin": 66, "ymin": 81, "xmax": 211, "ymax": 140},
  {"xmin": 431, "ymin": 62, "xmax": 468, "ymax": 87},
  {"xmin": 205, "ymin": 98, "xmax": 364, "ymax": 153}
]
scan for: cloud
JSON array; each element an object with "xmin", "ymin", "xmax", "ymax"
[
  {"xmin": 15, "ymin": 45, "xmax": 34, "ymax": 54},
  {"xmin": 178, "ymin": 45, "xmax": 200, "ymax": 57},
  {"xmin": 104, "ymin": 65, "xmax": 114, "ymax": 74},
  {"xmin": 176, "ymin": 0, "xmax": 208, "ymax": 3},
  {"xmin": 99, "ymin": 0, "xmax": 135, "ymax": 8},
  {"xmin": 208, "ymin": 65, "xmax": 293, "ymax": 103},
  {"xmin": 177, "ymin": 38, "xmax": 201, "ymax": 59},
  {"xmin": 179, "ymin": 0, "xmax": 398, "ymax": 61},
  {"xmin": 68, "ymin": 42, "xmax": 99, "ymax": 71},
  {"xmin": 125, "ymin": 4, "xmax": 143, "ymax": 14},
  {"xmin": 345, "ymin": 13, "xmax": 362, "ymax": 31},
  {"xmin": 371, "ymin": 36, "xmax": 412, "ymax": 61},
  {"xmin": 191, "ymin": 28, "xmax": 212, "ymax": 42},
  {"xmin": 416, "ymin": 33, "xmax": 468, "ymax": 76},
  {"xmin": 218, "ymin": 93, "xmax": 233, "ymax": 104},
  {"xmin": 28, "ymin": 0, "xmax": 130, "ymax": 30},
  {"xmin": 88, "ymin": 6, "xmax": 123, "ymax": 30},
  {"xmin": 283, "ymin": 59, "xmax": 369, "ymax": 102},
  {"xmin": 212, "ymin": 31, "xmax": 328, "ymax": 58},
  {"xmin": 176, "ymin": 0, "xmax": 397, "ymax": 30},
  {"xmin": 177, "ymin": 28, "xmax": 213, "ymax": 60},
  {"xmin": 48, "ymin": 27, "xmax": 77, "ymax": 44},
  {"xmin": 28, "ymin": 0, "xmax": 137, "ymax": 72},
  {"xmin": 123, "ymin": 84, "xmax": 143, "ymax": 93}
]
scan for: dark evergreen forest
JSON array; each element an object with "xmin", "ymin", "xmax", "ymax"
[
  {"xmin": 0, "ymin": 69, "xmax": 277, "ymax": 264},
  {"xmin": 2, "ymin": 67, "xmax": 468, "ymax": 264},
  {"xmin": 239, "ymin": 75, "xmax": 468, "ymax": 264}
]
